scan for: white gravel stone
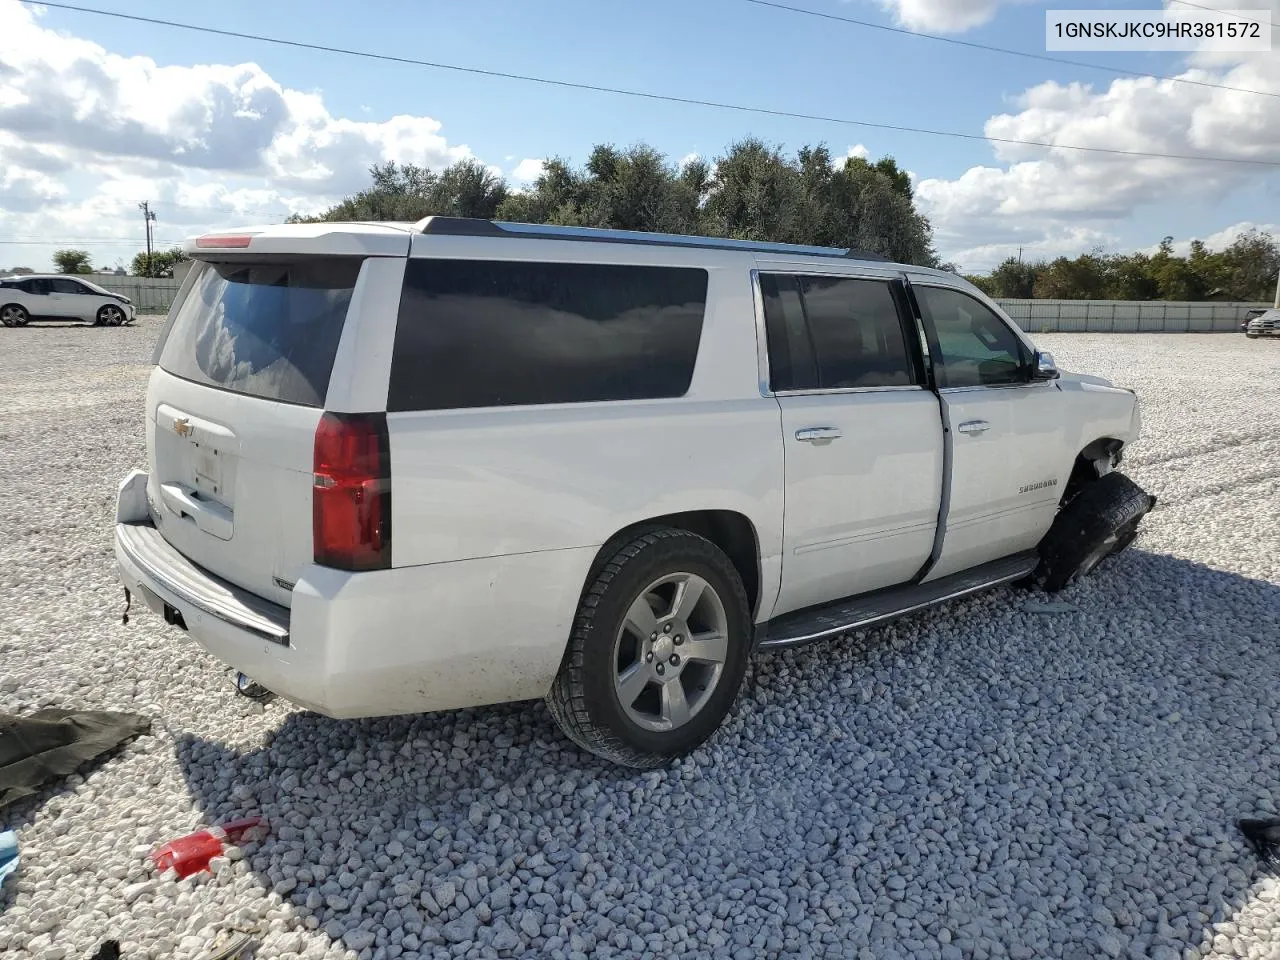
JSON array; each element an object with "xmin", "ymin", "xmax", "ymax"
[{"xmin": 0, "ymin": 323, "xmax": 1278, "ymax": 959}]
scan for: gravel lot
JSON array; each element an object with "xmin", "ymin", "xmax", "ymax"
[{"xmin": 1, "ymin": 320, "xmax": 1279, "ymax": 960}]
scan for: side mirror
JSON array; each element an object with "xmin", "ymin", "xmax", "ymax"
[{"xmin": 1031, "ymin": 350, "xmax": 1060, "ymax": 381}]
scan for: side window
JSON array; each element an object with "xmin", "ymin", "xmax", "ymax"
[
  {"xmin": 915, "ymin": 286, "xmax": 1028, "ymax": 389},
  {"xmin": 49, "ymin": 278, "xmax": 85, "ymax": 295},
  {"xmin": 760, "ymin": 274, "xmax": 916, "ymax": 392},
  {"xmin": 759, "ymin": 273, "xmax": 817, "ymax": 392},
  {"xmin": 389, "ymin": 259, "xmax": 708, "ymax": 411},
  {"xmin": 22, "ymin": 279, "xmax": 50, "ymax": 296},
  {"xmin": 798, "ymin": 277, "xmax": 915, "ymax": 389}
]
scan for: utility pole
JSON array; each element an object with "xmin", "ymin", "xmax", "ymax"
[
  {"xmin": 138, "ymin": 201, "xmax": 156, "ymax": 276},
  {"xmin": 1017, "ymin": 246, "xmax": 1023, "ymax": 265},
  {"xmin": 1274, "ymin": 266, "xmax": 1279, "ymax": 309}
]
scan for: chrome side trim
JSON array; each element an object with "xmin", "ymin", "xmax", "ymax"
[
  {"xmin": 774, "ymin": 385, "xmax": 923, "ymax": 397},
  {"xmin": 938, "ymin": 383, "xmax": 1053, "ymax": 395}
]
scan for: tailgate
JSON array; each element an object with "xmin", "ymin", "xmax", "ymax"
[{"xmin": 145, "ymin": 256, "xmax": 364, "ymax": 607}]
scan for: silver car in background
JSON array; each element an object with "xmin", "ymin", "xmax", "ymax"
[{"xmin": 1245, "ymin": 309, "xmax": 1280, "ymax": 338}]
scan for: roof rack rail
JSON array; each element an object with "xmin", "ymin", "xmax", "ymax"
[{"xmin": 413, "ymin": 216, "xmax": 892, "ymax": 262}]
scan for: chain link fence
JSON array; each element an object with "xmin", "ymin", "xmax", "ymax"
[
  {"xmin": 91, "ymin": 275, "xmax": 183, "ymax": 313},
  {"xmin": 995, "ymin": 298, "xmax": 1270, "ymax": 333}
]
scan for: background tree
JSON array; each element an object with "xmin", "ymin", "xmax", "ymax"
[
  {"xmin": 303, "ymin": 139, "xmax": 942, "ymax": 267},
  {"xmin": 288, "ymin": 151, "xmax": 1280, "ymax": 300},
  {"xmin": 131, "ymin": 247, "xmax": 189, "ymax": 278},
  {"xmin": 1033, "ymin": 254, "xmax": 1109, "ymax": 300},
  {"xmin": 967, "ymin": 231, "xmax": 1280, "ymax": 301},
  {"xmin": 53, "ymin": 249, "xmax": 93, "ymax": 274},
  {"xmin": 701, "ymin": 138, "xmax": 806, "ymax": 245},
  {"xmin": 580, "ymin": 144, "xmax": 705, "ymax": 234},
  {"xmin": 985, "ymin": 257, "xmax": 1041, "ymax": 299},
  {"xmin": 293, "ymin": 159, "xmax": 507, "ymax": 223},
  {"xmin": 1217, "ymin": 229, "xmax": 1280, "ymax": 301}
]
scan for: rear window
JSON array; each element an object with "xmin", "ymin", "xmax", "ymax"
[
  {"xmin": 388, "ymin": 259, "xmax": 709, "ymax": 411},
  {"xmin": 157, "ymin": 258, "xmax": 361, "ymax": 407}
]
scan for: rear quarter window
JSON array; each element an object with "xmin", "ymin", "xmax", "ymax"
[
  {"xmin": 157, "ymin": 258, "xmax": 362, "ymax": 407},
  {"xmin": 388, "ymin": 259, "xmax": 709, "ymax": 411}
]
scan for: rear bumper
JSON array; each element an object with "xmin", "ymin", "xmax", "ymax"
[
  {"xmin": 117, "ymin": 521, "xmax": 290, "ymax": 644},
  {"xmin": 114, "ymin": 470, "xmax": 592, "ymax": 718}
]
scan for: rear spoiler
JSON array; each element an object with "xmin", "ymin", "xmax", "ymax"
[{"xmin": 184, "ymin": 224, "xmax": 413, "ymax": 259}]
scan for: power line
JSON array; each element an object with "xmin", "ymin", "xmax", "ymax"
[
  {"xmin": 0, "ymin": 238, "xmax": 184, "ymax": 245},
  {"xmin": 26, "ymin": 0, "xmax": 1280, "ymax": 169},
  {"xmin": 738, "ymin": 0, "xmax": 1279, "ymax": 100},
  {"xmin": 1166, "ymin": 0, "xmax": 1222, "ymax": 12}
]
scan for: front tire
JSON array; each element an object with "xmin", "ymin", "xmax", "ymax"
[
  {"xmin": 546, "ymin": 528, "xmax": 752, "ymax": 768},
  {"xmin": 1036, "ymin": 471, "xmax": 1155, "ymax": 593},
  {"xmin": 96, "ymin": 304, "xmax": 125, "ymax": 327},
  {"xmin": 1, "ymin": 304, "xmax": 29, "ymax": 327}
]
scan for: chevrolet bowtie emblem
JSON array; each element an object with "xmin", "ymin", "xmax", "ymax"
[{"xmin": 174, "ymin": 417, "xmax": 193, "ymax": 437}]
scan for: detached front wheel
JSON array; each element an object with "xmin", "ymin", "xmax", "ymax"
[
  {"xmin": 1036, "ymin": 471, "xmax": 1156, "ymax": 593},
  {"xmin": 547, "ymin": 528, "xmax": 751, "ymax": 768}
]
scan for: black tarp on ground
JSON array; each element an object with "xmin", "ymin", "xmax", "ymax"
[{"xmin": 0, "ymin": 709, "xmax": 150, "ymax": 809}]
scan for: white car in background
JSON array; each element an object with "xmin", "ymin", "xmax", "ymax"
[{"xmin": 0, "ymin": 274, "xmax": 136, "ymax": 327}]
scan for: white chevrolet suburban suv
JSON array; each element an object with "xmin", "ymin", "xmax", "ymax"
[{"xmin": 115, "ymin": 218, "xmax": 1153, "ymax": 768}]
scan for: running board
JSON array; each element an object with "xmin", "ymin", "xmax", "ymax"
[{"xmin": 757, "ymin": 550, "xmax": 1040, "ymax": 650}]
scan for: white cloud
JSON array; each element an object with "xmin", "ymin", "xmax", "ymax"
[
  {"xmin": 876, "ymin": 0, "xmax": 1033, "ymax": 32},
  {"xmin": 917, "ymin": 11, "xmax": 1280, "ymax": 270},
  {"xmin": 679, "ymin": 152, "xmax": 701, "ymax": 169},
  {"xmin": 876, "ymin": 0, "xmax": 1272, "ymax": 33},
  {"xmin": 510, "ymin": 158, "xmax": 545, "ymax": 183},
  {"xmin": 0, "ymin": 0, "xmax": 478, "ymax": 264},
  {"xmin": 845, "ymin": 144, "xmax": 870, "ymax": 162}
]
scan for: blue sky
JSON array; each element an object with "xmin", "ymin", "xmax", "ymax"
[{"xmin": 0, "ymin": 0, "xmax": 1277, "ymax": 272}]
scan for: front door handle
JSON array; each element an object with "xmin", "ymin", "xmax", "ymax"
[
  {"xmin": 795, "ymin": 426, "xmax": 842, "ymax": 443},
  {"xmin": 956, "ymin": 419, "xmax": 990, "ymax": 435}
]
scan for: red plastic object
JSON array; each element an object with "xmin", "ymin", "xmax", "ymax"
[{"xmin": 150, "ymin": 817, "xmax": 266, "ymax": 878}]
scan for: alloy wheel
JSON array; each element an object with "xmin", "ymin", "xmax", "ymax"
[{"xmin": 612, "ymin": 572, "xmax": 729, "ymax": 733}]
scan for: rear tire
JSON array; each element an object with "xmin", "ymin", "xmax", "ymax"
[
  {"xmin": 546, "ymin": 528, "xmax": 751, "ymax": 768},
  {"xmin": 1, "ymin": 304, "xmax": 29, "ymax": 327},
  {"xmin": 1035, "ymin": 471, "xmax": 1155, "ymax": 593}
]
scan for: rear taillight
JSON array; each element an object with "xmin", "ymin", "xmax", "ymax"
[{"xmin": 313, "ymin": 412, "xmax": 391, "ymax": 571}]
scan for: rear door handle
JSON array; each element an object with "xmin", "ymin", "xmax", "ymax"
[
  {"xmin": 956, "ymin": 420, "xmax": 990, "ymax": 435},
  {"xmin": 795, "ymin": 427, "xmax": 842, "ymax": 443}
]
